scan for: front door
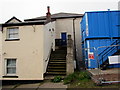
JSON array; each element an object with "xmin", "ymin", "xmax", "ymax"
[{"xmin": 61, "ymin": 32, "xmax": 67, "ymax": 46}]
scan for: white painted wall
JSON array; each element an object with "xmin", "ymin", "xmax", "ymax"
[{"xmin": 43, "ymin": 21, "xmax": 55, "ymax": 73}]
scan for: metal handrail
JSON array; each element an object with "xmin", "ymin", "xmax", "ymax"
[
  {"xmin": 98, "ymin": 40, "xmax": 119, "ymax": 56},
  {"xmin": 98, "ymin": 40, "xmax": 120, "ymax": 65}
]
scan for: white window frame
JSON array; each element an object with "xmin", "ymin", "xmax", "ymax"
[
  {"xmin": 5, "ymin": 58, "xmax": 17, "ymax": 76},
  {"xmin": 7, "ymin": 27, "xmax": 19, "ymax": 40}
]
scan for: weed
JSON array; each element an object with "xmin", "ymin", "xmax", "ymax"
[
  {"xmin": 63, "ymin": 71, "xmax": 90, "ymax": 84},
  {"xmin": 52, "ymin": 76, "xmax": 62, "ymax": 83}
]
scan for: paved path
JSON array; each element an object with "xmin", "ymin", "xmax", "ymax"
[
  {"xmin": 39, "ymin": 82, "xmax": 67, "ymax": 89},
  {"xmin": 2, "ymin": 81, "xmax": 67, "ymax": 90},
  {"xmin": 88, "ymin": 68, "xmax": 120, "ymax": 75}
]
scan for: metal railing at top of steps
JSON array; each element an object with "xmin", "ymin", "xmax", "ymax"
[{"xmin": 98, "ymin": 39, "xmax": 120, "ymax": 65}]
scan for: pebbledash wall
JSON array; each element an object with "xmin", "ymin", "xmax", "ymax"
[{"xmin": 1, "ymin": 18, "xmax": 55, "ymax": 80}]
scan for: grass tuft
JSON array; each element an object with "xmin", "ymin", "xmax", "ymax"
[
  {"xmin": 63, "ymin": 71, "xmax": 91, "ymax": 84},
  {"xmin": 51, "ymin": 76, "xmax": 62, "ymax": 83}
]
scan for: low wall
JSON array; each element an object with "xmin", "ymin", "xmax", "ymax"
[{"xmin": 66, "ymin": 35, "xmax": 74, "ymax": 75}]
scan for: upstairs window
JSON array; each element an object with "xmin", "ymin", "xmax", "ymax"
[{"xmin": 7, "ymin": 27, "xmax": 19, "ymax": 40}]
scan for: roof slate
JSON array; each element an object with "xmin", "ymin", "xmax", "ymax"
[{"xmin": 24, "ymin": 12, "xmax": 83, "ymax": 21}]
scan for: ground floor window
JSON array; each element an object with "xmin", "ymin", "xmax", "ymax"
[{"xmin": 5, "ymin": 59, "xmax": 16, "ymax": 75}]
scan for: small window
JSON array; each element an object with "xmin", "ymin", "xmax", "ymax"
[
  {"xmin": 52, "ymin": 28, "xmax": 54, "ymax": 31},
  {"xmin": 7, "ymin": 27, "xmax": 19, "ymax": 39},
  {"xmin": 6, "ymin": 59, "xmax": 16, "ymax": 75},
  {"xmin": 49, "ymin": 29, "xmax": 51, "ymax": 31}
]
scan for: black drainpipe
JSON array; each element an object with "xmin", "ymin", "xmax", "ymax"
[{"xmin": 73, "ymin": 18, "xmax": 77, "ymax": 65}]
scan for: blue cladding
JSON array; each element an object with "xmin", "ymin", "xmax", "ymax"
[
  {"xmin": 81, "ymin": 11, "xmax": 120, "ymax": 41},
  {"xmin": 84, "ymin": 39, "xmax": 118, "ymax": 69},
  {"xmin": 81, "ymin": 10, "xmax": 120, "ymax": 69}
]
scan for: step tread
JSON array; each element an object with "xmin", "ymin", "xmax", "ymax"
[
  {"xmin": 48, "ymin": 67, "xmax": 66, "ymax": 69},
  {"xmin": 47, "ymin": 69, "xmax": 66, "ymax": 72},
  {"xmin": 50, "ymin": 60, "xmax": 66, "ymax": 62},
  {"xmin": 46, "ymin": 72, "xmax": 66, "ymax": 75},
  {"xmin": 50, "ymin": 58, "xmax": 66, "ymax": 60},
  {"xmin": 49, "ymin": 62, "xmax": 66, "ymax": 64}
]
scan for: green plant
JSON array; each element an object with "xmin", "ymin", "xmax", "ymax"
[
  {"xmin": 63, "ymin": 71, "xmax": 91, "ymax": 84},
  {"xmin": 52, "ymin": 76, "xmax": 62, "ymax": 83}
]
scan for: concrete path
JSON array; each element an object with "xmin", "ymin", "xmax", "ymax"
[
  {"xmin": 2, "ymin": 81, "xmax": 67, "ymax": 90},
  {"xmin": 2, "ymin": 84, "xmax": 16, "ymax": 89},
  {"xmin": 88, "ymin": 68, "xmax": 120, "ymax": 75},
  {"xmin": 15, "ymin": 83, "xmax": 40, "ymax": 89},
  {"xmin": 39, "ymin": 82, "xmax": 67, "ymax": 88}
]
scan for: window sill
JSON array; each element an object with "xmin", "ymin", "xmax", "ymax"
[
  {"xmin": 5, "ymin": 39, "xmax": 20, "ymax": 41},
  {"xmin": 3, "ymin": 76, "xmax": 18, "ymax": 78}
]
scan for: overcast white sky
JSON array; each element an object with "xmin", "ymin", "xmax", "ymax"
[{"xmin": 0, "ymin": 0, "xmax": 119, "ymax": 23}]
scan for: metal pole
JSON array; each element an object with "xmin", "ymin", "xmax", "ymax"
[{"xmin": 97, "ymin": 44, "xmax": 120, "ymax": 84}]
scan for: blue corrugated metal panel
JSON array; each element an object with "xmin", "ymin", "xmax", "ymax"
[
  {"xmin": 81, "ymin": 10, "xmax": 120, "ymax": 69},
  {"xmin": 80, "ymin": 15, "xmax": 86, "ymax": 41},
  {"xmin": 88, "ymin": 11, "xmax": 120, "ymax": 38},
  {"xmin": 81, "ymin": 11, "xmax": 120, "ymax": 41},
  {"xmin": 84, "ymin": 39, "xmax": 117, "ymax": 69}
]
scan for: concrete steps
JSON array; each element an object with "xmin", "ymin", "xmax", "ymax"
[{"xmin": 46, "ymin": 46, "xmax": 67, "ymax": 76}]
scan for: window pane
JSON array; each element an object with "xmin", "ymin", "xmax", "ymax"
[
  {"xmin": 14, "ymin": 28, "xmax": 18, "ymax": 33},
  {"xmin": 14, "ymin": 34, "xmax": 18, "ymax": 38},
  {"xmin": 7, "ymin": 68, "xmax": 16, "ymax": 74},
  {"xmin": 7, "ymin": 59, "xmax": 12, "ymax": 66},
  {"xmin": 9, "ymin": 34, "xmax": 14, "ymax": 38},
  {"xmin": 7, "ymin": 68, "xmax": 12, "ymax": 74},
  {"xmin": 11, "ymin": 60, "xmax": 16, "ymax": 66}
]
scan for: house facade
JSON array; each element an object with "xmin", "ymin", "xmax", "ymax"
[
  {"xmin": 25, "ymin": 8, "xmax": 83, "ymax": 69},
  {"xmin": 1, "ymin": 17, "xmax": 55, "ymax": 80},
  {"xmin": 0, "ymin": 7, "xmax": 83, "ymax": 80}
]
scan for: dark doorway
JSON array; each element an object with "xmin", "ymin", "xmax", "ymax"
[{"xmin": 61, "ymin": 32, "xmax": 67, "ymax": 46}]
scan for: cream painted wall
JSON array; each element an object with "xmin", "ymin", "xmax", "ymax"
[
  {"xmin": 43, "ymin": 21, "xmax": 55, "ymax": 73},
  {"xmin": 2, "ymin": 25, "xmax": 45, "ymax": 80},
  {"xmin": 8, "ymin": 18, "xmax": 21, "ymax": 23}
]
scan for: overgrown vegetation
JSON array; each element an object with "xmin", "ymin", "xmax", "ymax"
[
  {"xmin": 51, "ymin": 76, "xmax": 62, "ymax": 83},
  {"xmin": 63, "ymin": 71, "xmax": 90, "ymax": 84},
  {"xmin": 63, "ymin": 71, "xmax": 120, "ymax": 88}
]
